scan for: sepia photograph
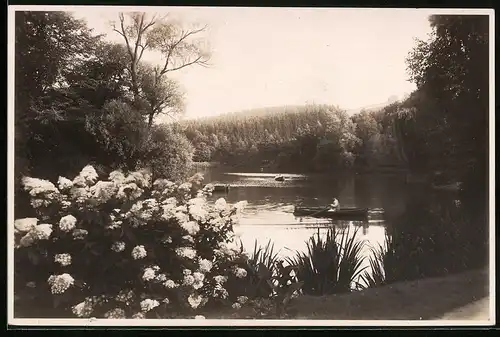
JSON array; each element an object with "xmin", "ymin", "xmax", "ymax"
[{"xmin": 7, "ymin": 6, "xmax": 494, "ymax": 326}]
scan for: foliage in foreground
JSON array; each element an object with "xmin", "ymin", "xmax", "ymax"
[
  {"xmin": 14, "ymin": 165, "xmax": 251, "ymax": 319},
  {"xmin": 286, "ymin": 226, "xmax": 367, "ymax": 296}
]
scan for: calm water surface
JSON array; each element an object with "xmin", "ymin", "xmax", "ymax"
[{"xmin": 192, "ymin": 165, "xmax": 421, "ymax": 266}]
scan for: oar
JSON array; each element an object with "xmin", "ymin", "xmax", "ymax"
[{"xmin": 308, "ymin": 206, "xmax": 332, "ymax": 217}]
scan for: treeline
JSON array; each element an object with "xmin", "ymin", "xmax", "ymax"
[
  {"xmin": 182, "ymin": 15, "xmax": 489, "ymax": 190},
  {"xmin": 14, "ymin": 11, "xmax": 209, "ymax": 215},
  {"xmin": 182, "ymin": 104, "xmax": 406, "ymax": 172}
]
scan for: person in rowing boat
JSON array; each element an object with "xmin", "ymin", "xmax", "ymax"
[{"xmin": 329, "ymin": 198, "xmax": 340, "ymax": 212}]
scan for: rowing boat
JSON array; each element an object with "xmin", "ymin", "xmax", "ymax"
[{"xmin": 293, "ymin": 206, "xmax": 370, "ymax": 219}]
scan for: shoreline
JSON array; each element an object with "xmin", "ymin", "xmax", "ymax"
[{"xmin": 201, "ymin": 268, "xmax": 490, "ymax": 321}]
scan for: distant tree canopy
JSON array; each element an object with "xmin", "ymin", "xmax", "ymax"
[
  {"xmin": 181, "ymin": 15, "xmax": 489, "ymax": 181},
  {"xmin": 14, "ymin": 10, "xmax": 209, "ymax": 212}
]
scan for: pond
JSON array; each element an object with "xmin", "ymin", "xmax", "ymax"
[{"xmin": 191, "ymin": 165, "xmax": 454, "ymax": 264}]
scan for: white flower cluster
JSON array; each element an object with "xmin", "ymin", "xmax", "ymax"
[
  {"xmin": 73, "ymin": 165, "xmax": 99, "ymax": 187},
  {"xmin": 131, "ymin": 245, "xmax": 147, "ymax": 260},
  {"xmin": 111, "ymin": 241, "xmax": 126, "ymax": 253},
  {"xmin": 188, "ymin": 198, "xmax": 209, "ymax": 222},
  {"xmin": 115, "ymin": 289, "xmax": 134, "ymax": 304},
  {"xmin": 213, "ymin": 275, "xmax": 229, "ymax": 284},
  {"xmin": 237, "ymin": 296, "xmax": 249, "ymax": 304},
  {"xmin": 163, "ymin": 279, "xmax": 178, "ymax": 289},
  {"xmin": 140, "ymin": 299, "xmax": 160, "ymax": 312},
  {"xmin": 72, "ymin": 298, "xmax": 95, "ymax": 318},
  {"xmin": 57, "ymin": 176, "xmax": 74, "ymax": 191},
  {"xmin": 142, "ymin": 267, "xmax": 156, "ymax": 282},
  {"xmin": 47, "ymin": 273, "xmax": 75, "ymax": 294},
  {"xmin": 199, "ymin": 259, "xmax": 213, "ymax": 273},
  {"xmin": 89, "ymin": 181, "xmax": 117, "ymax": 204},
  {"xmin": 22, "ymin": 177, "xmax": 59, "ymax": 198},
  {"xmin": 233, "ymin": 267, "xmax": 248, "ymax": 279},
  {"xmin": 175, "ymin": 246, "xmax": 197, "ymax": 260},
  {"xmin": 16, "ymin": 221, "xmax": 53, "ymax": 248},
  {"xmin": 54, "ymin": 253, "xmax": 72, "ymax": 266},
  {"xmin": 59, "ymin": 215, "xmax": 77, "ymax": 232},
  {"xmin": 104, "ymin": 308, "xmax": 126, "ymax": 319},
  {"xmin": 187, "ymin": 294, "xmax": 207, "ymax": 309},
  {"xmin": 16, "ymin": 165, "xmax": 255, "ymax": 318},
  {"xmin": 181, "ymin": 221, "xmax": 200, "ymax": 235},
  {"xmin": 72, "ymin": 228, "xmax": 88, "ymax": 240}
]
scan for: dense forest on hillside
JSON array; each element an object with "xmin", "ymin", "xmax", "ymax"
[
  {"xmin": 181, "ymin": 15, "xmax": 489, "ymax": 189},
  {"xmin": 181, "ymin": 104, "xmax": 406, "ymax": 172}
]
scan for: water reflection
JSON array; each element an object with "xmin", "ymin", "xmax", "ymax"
[{"xmin": 192, "ymin": 166, "xmax": 468, "ymax": 271}]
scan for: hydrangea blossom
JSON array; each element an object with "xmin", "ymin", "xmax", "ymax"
[
  {"xmin": 188, "ymin": 201, "xmax": 209, "ymax": 221},
  {"xmin": 193, "ymin": 272, "xmax": 205, "ymax": 283},
  {"xmin": 237, "ymin": 296, "xmax": 249, "ymax": 304},
  {"xmin": 115, "ymin": 290, "xmax": 134, "ymax": 303},
  {"xmin": 47, "ymin": 273, "xmax": 75, "ymax": 294},
  {"xmin": 30, "ymin": 223, "xmax": 53, "ymax": 241},
  {"xmin": 199, "ymin": 259, "xmax": 213, "ymax": 273},
  {"xmin": 111, "ymin": 241, "xmax": 126, "ymax": 253},
  {"xmin": 116, "ymin": 183, "xmax": 143, "ymax": 201},
  {"xmin": 109, "ymin": 170, "xmax": 126, "ymax": 183},
  {"xmin": 73, "ymin": 165, "xmax": 98, "ymax": 187},
  {"xmin": 14, "ymin": 218, "xmax": 38, "ymax": 233},
  {"xmin": 163, "ymin": 280, "xmax": 178, "ymax": 289},
  {"xmin": 104, "ymin": 308, "xmax": 126, "ymax": 319},
  {"xmin": 195, "ymin": 315, "xmax": 206, "ymax": 319},
  {"xmin": 132, "ymin": 312, "xmax": 146, "ymax": 319},
  {"xmin": 232, "ymin": 302, "xmax": 242, "ymax": 310},
  {"xmin": 140, "ymin": 299, "xmax": 160, "ymax": 312},
  {"xmin": 57, "ymin": 176, "xmax": 74, "ymax": 191},
  {"xmin": 22, "ymin": 177, "xmax": 59, "ymax": 197},
  {"xmin": 142, "ymin": 268, "xmax": 156, "ymax": 281},
  {"xmin": 215, "ymin": 198, "xmax": 229, "ymax": 212},
  {"xmin": 72, "ymin": 299, "xmax": 94, "ymax": 318},
  {"xmin": 187, "ymin": 294, "xmax": 205, "ymax": 309},
  {"xmin": 72, "ymin": 228, "xmax": 88, "ymax": 240},
  {"xmin": 213, "ymin": 275, "xmax": 228, "ymax": 284},
  {"xmin": 193, "ymin": 281, "xmax": 204, "ymax": 290},
  {"xmin": 213, "ymin": 285, "xmax": 229, "ymax": 299},
  {"xmin": 183, "ymin": 274, "xmax": 195, "ymax": 286},
  {"xmin": 175, "ymin": 212, "xmax": 190, "ymax": 224},
  {"xmin": 182, "ymin": 235, "xmax": 194, "ymax": 243},
  {"xmin": 181, "ymin": 221, "xmax": 200, "ymax": 235},
  {"xmin": 54, "ymin": 253, "xmax": 72, "ymax": 266},
  {"xmin": 59, "ymin": 215, "xmax": 77, "ymax": 232},
  {"xmin": 161, "ymin": 236, "xmax": 173, "ymax": 245},
  {"xmin": 155, "ymin": 273, "xmax": 167, "ymax": 282},
  {"xmin": 131, "ymin": 245, "xmax": 147, "ymax": 260},
  {"xmin": 176, "ymin": 247, "xmax": 197, "ymax": 260},
  {"xmin": 234, "ymin": 267, "xmax": 248, "ymax": 279},
  {"xmin": 89, "ymin": 181, "xmax": 117, "ymax": 203}
]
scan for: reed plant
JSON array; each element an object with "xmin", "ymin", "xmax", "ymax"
[
  {"xmin": 286, "ymin": 226, "xmax": 367, "ymax": 295},
  {"xmin": 245, "ymin": 239, "xmax": 281, "ymax": 298}
]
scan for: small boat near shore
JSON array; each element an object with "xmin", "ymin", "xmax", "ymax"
[
  {"xmin": 212, "ymin": 184, "xmax": 231, "ymax": 193},
  {"xmin": 274, "ymin": 174, "xmax": 285, "ymax": 182},
  {"xmin": 293, "ymin": 206, "xmax": 384, "ymax": 220}
]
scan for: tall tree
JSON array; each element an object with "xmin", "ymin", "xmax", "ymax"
[
  {"xmin": 406, "ymin": 15, "xmax": 489, "ymax": 182},
  {"xmin": 112, "ymin": 12, "xmax": 210, "ymax": 126}
]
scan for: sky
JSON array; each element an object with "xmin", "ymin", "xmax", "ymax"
[{"xmin": 71, "ymin": 7, "xmax": 434, "ymax": 121}]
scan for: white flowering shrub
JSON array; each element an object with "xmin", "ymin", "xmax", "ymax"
[{"xmin": 14, "ymin": 165, "xmax": 251, "ymax": 318}]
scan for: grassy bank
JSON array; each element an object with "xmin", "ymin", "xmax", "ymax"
[{"xmin": 201, "ymin": 268, "xmax": 489, "ymax": 320}]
